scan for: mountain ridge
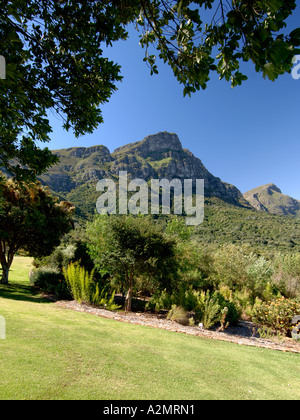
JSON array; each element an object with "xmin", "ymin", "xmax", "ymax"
[
  {"xmin": 39, "ymin": 131, "xmax": 252, "ymax": 216},
  {"xmin": 3, "ymin": 132, "xmax": 300, "ymax": 253}
]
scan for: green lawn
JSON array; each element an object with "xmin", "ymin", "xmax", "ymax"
[{"xmin": 0, "ymin": 256, "xmax": 300, "ymax": 400}]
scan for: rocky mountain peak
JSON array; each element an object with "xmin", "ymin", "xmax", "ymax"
[
  {"xmin": 264, "ymin": 183, "xmax": 282, "ymax": 194},
  {"xmin": 244, "ymin": 183, "xmax": 300, "ymax": 216},
  {"xmin": 141, "ymin": 132, "xmax": 183, "ymax": 152},
  {"xmin": 38, "ymin": 132, "xmax": 252, "ymax": 216},
  {"xmin": 113, "ymin": 132, "xmax": 182, "ymax": 156}
]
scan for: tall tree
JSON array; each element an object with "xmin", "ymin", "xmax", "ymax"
[
  {"xmin": 87, "ymin": 214, "xmax": 178, "ymax": 311},
  {"xmin": 1, "ymin": 1, "xmax": 299, "ymax": 179},
  {"xmin": 0, "ymin": 176, "xmax": 74, "ymax": 284}
]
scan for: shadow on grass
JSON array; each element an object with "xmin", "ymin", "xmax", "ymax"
[{"xmin": 0, "ymin": 282, "xmax": 51, "ymax": 304}]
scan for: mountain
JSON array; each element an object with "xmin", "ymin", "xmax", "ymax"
[
  {"xmin": 3, "ymin": 131, "xmax": 299, "ymax": 254},
  {"xmin": 39, "ymin": 132, "xmax": 251, "ymax": 216},
  {"xmin": 244, "ymin": 183, "xmax": 300, "ymax": 217}
]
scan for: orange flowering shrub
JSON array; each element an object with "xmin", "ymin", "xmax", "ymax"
[{"xmin": 252, "ymin": 297, "xmax": 300, "ymax": 337}]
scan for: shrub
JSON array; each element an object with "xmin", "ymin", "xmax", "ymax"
[
  {"xmin": 63, "ymin": 262, "xmax": 95, "ymax": 304},
  {"xmin": 63, "ymin": 262, "xmax": 120, "ymax": 310},
  {"xmin": 92, "ymin": 288, "xmax": 121, "ymax": 311},
  {"xmin": 29, "ymin": 267, "xmax": 70, "ymax": 299},
  {"xmin": 246, "ymin": 257, "xmax": 274, "ymax": 300},
  {"xmin": 146, "ymin": 289, "xmax": 173, "ymax": 312},
  {"xmin": 272, "ymin": 253, "xmax": 300, "ymax": 299},
  {"xmin": 167, "ymin": 305, "xmax": 189, "ymax": 326},
  {"xmin": 194, "ymin": 291, "xmax": 221, "ymax": 329},
  {"xmin": 212, "ymin": 244, "xmax": 256, "ymax": 291},
  {"xmin": 182, "ymin": 286, "xmax": 200, "ymax": 312},
  {"xmin": 147, "ymin": 285, "xmax": 241, "ymax": 329},
  {"xmin": 214, "ymin": 292, "xmax": 241, "ymax": 326},
  {"xmin": 34, "ymin": 241, "xmax": 97, "ymax": 276},
  {"xmin": 252, "ymin": 297, "xmax": 300, "ymax": 336},
  {"xmin": 34, "ymin": 244, "xmax": 76, "ymax": 271}
]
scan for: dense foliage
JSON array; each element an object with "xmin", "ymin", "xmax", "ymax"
[
  {"xmin": 63, "ymin": 261, "xmax": 120, "ymax": 310},
  {"xmin": 253, "ymin": 297, "xmax": 300, "ymax": 337},
  {"xmin": 196, "ymin": 198, "xmax": 300, "ymax": 254},
  {"xmin": 32, "ymin": 213, "xmax": 300, "ymax": 337},
  {"xmin": 1, "ymin": 1, "xmax": 299, "ymax": 180},
  {"xmin": 138, "ymin": 0, "xmax": 300, "ymax": 94},
  {"xmin": 86, "ymin": 214, "xmax": 178, "ymax": 311},
  {"xmin": 0, "ymin": 176, "xmax": 74, "ymax": 284},
  {"xmin": 0, "ymin": 0, "xmax": 129, "ymax": 180}
]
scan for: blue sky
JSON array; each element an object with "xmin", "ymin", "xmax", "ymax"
[{"xmin": 45, "ymin": 5, "xmax": 300, "ymax": 199}]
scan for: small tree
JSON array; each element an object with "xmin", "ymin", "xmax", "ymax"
[
  {"xmin": 87, "ymin": 214, "xmax": 178, "ymax": 311},
  {"xmin": 0, "ymin": 176, "xmax": 74, "ymax": 284}
]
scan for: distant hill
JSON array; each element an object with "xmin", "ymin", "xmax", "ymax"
[
  {"xmin": 38, "ymin": 132, "xmax": 251, "ymax": 216},
  {"xmin": 244, "ymin": 183, "xmax": 300, "ymax": 217},
  {"xmin": 196, "ymin": 196, "xmax": 300, "ymax": 254}
]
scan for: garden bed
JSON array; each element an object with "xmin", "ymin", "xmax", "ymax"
[{"xmin": 55, "ymin": 299, "xmax": 300, "ymax": 354}]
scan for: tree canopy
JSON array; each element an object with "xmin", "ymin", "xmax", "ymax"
[
  {"xmin": 0, "ymin": 176, "xmax": 74, "ymax": 284},
  {"xmin": 0, "ymin": 0, "xmax": 132, "ymax": 180},
  {"xmin": 1, "ymin": 0, "xmax": 299, "ymax": 179},
  {"xmin": 139, "ymin": 0, "xmax": 300, "ymax": 94},
  {"xmin": 86, "ymin": 214, "xmax": 178, "ymax": 311}
]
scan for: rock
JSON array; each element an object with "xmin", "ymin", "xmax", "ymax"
[
  {"xmin": 113, "ymin": 132, "xmax": 183, "ymax": 156},
  {"xmin": 244, "ymin": 183, "xmax": 300, "ymax": 216},
  {"xmin": 38, "ymin": 131, "xmax": 252, "ymax": 215}
]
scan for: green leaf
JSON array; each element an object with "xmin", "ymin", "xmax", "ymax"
[
  {"xmin": 263, "ymin": 63, "xmax": 277, "ymax": 80},
  {"xmin": 177, "ymin": 0, "xmax": 183, "ymax": 16},
  {"xmin": 290, "ymin": 28, "xmax": 300, "ymax": 42}
]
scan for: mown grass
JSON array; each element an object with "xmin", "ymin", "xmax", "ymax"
[{"xmin": 0, "ymin": 256, "xmax": 299, "ymax": 400}]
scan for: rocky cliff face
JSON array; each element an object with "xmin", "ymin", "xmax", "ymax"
[
  {"xmin": 39, "ymin": 132, "xmax": 251, "ymax": 215},
  {"xmin": 113, "ymin": 132, "xmax": 249, "ymax": 207},
  {"xmin": 113, "ymin": 132, "xmax": 183, "ymax": 156},
  {"xmin": 244, "ymin": 183, "xmax": 300, "ymax": 216}
]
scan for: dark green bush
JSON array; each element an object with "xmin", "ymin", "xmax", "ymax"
[
  {"xmin": 34, "ymin": 240, "xmax": 98, "ymax": 277},
  {"xmin": 146, "ymin": 286, "xmax": 241, "ymax": 328},
  {"xmin": 214, "ymin": 292, "xmax": 241, "ymax": 326},
  {"xmin": 30, "ymin": 267, "xmax": 70, "ymax": 299},
  {"xmin": 145, "ymin": 289, "xmax": 173, "ymax": 312}
]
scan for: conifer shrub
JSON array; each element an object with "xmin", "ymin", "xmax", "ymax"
[
  {"xmin": 63, "ymin": 262, "xmax": 120, "ymax": 310},
  {"xmin": 63, "ymin": 262, "xmax": 94, "ymax": 304}
]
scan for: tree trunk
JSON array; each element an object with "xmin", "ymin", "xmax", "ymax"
[
  {"xmin": 125, "ymin": 287, "xmax": 133, "ymax": 312},
  {"xmin": 124, "ymin": 269, "xmax": 134, "ymax": 312},
  {"xmin": 0, "ymin": 244, "xmax": 14, "ymax": 285},
  {"xmin": 0, "ymin": 263, "xmax": 9, "ymax": 285}
]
